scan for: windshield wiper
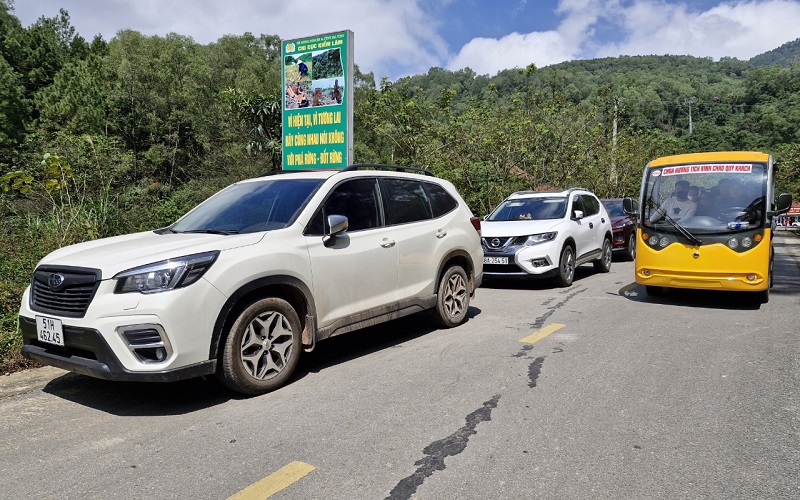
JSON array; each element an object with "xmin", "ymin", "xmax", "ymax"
[
  {"xmin": 179, "ymin": 228, "xmax": 240, "ymax": 235},
  {"xmin": 646, "ymin": 197, "xmax": 702, "ymax": 246}
]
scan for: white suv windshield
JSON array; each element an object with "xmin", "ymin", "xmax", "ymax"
[
  {"xmin": 171, "ymin": 178, "xmax": 323, "ymax": 234},
  {"xmin": 642, "ymin": 162, "xmax": 767, "ymax": 233},
  {"xmin": 487, "ymin": 197, "xmax": 567, "ymax": 221}
]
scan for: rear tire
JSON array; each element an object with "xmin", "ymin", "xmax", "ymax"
[
  {"xmin": 593, "ymin": 238, "xmax": 612, "ymax": 273},
  {"xmin": 433, "ymin": 265, "xmax": 470, "ymax": 327},
  {"xmin": 218, "ymin": 297, "xmax": 302, "ymax": 395},
  {"xmin": 554, "ymin": 245, "xmax": 575, "ymax": 287}
]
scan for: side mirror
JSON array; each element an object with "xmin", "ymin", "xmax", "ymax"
[
  {"xmin": 322, "ymin": 214, "xmax": 348, "ymax": 247},
  {"xmin": 572, "ymin": 210, "xmax": 584, "ymax": 220},
  {"xmin": 622, "ymin": 197, "xmax": 639, "ymax": 217},
  {"xmin": 768, "ymin": 193, "xmax": 793, "ymax": 217}
]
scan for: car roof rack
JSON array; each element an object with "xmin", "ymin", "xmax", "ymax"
[
  {"xmin": 341, "ymin": 163, "xmax": 435, "ymax": 177},
  {"xmin": 510, "ymin": 187, "xmax": 589, "ymax": 197}
]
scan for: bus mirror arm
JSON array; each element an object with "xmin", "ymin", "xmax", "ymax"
[{"xmin": 767, "ymin": 193, "xmax": 793, "ymax": 217}]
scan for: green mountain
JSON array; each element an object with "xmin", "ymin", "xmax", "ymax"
[{"xmin": 750, "ymin": 37, "xmax": 800, "ymax": 67}]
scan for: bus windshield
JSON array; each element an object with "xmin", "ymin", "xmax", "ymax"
[{"xmin": 642, "ymin": 162, "xmax": 767, "ymax": 234}]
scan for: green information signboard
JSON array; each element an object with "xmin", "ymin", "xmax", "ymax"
[{"xmin": 281, "ymin": 30, "xmax": 354, "ymax": 170}]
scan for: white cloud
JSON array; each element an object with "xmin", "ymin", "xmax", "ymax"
[
  {"xmin": 11, "ymin": 0, "xmax": 448, "ymax": 81},
  {"xmin": 445, "ymin": 0, "xmax": 615, "ymax": 76},
  {"xmin": 597, "ymin": 0, "xmax": 800, "ymax": 60},
  {"xmin": 447, "ymin": 31, "xmax": 577, "ymax": 75},
  {"xmin": 445, "ymin": 0, "xmax": 800, "ymax": 76},
  {"xmin": 11, "ymin": 0, "xmax": 800, "ymax": 81}
]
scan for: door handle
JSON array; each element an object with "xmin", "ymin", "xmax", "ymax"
[
  {"xmin": 380, "ymin": 239, "xmax": 396, "ymax": 248},
  {"xmin": 589, "ymin": 222, "xmax": 594, "ymax": 229},
  {"xmin": 436, "ymin": 229, "xmax": 447, "ymax": 238}
]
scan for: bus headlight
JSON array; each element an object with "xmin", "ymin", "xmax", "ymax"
[
  {"xmin": 648, "ymin": 235, "xmax": 659, "ymax": 246},
  {"xmin": 727, "ymin": 238, "xmax": 739, "ymax": 249},
  {"xmin": 741, "ymin": 237, "xmax": 753, "ymax": 248},
  {"xmin": 659, "ymin": 237, "xmax": 670, "ymax": 248}
]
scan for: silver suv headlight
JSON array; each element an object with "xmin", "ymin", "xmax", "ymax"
[
  {"xmin": 113, "ymin": 251, "xmax": 220, "ymax": 294},
  {"xmin": 524, "ymin": 232, "xmax": 558, "ymax": 246}
]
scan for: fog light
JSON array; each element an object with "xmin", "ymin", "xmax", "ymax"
[
  {"xmin": 643, "ymin": 269, "xmax": 651, "ymax": 276},
  {"xmin": 727, "ymin": 238, "xmax": 739, "ymax": 249},
  {"xmin": 747, "ymin": 274, "xmax": 756, "ymax": 281}
]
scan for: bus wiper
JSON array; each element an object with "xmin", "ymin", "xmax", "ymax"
[
  {"xmin": 180, "ymin": 228, "xmax": 240, "ymax": 235},
  {"xmin": 646, "ymin": 197, "xmax": 702, "ymax": 246}
]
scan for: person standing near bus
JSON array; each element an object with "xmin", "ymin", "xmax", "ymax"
[{"xmin": 651, "ymin": 180, "xmax": 697, "ymax": 222}]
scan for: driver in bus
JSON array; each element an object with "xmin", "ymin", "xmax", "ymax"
[{"xmin": 650, "ymin": 179, "xmax": 697, "ymax": 223}]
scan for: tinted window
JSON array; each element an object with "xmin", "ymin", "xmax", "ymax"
[
  {"xmin": 424, "ymin": 182, "xmax": 458, "ymax": 217},
  {"xmin": 380, "ymin": 178, "xmax": 433, "ymax": 225},
  {"xmin": 581, "ymin": 194, "xmax": 600, "ymax": 216},
  {"xmin": 487, "ymin": 197, "xmax": 566, "ymax": 221},
  {"xmin": 602, "ymin": 200, "xmax": 625, "ymax": 217},
  {"xmin": 307, "ymin": 178, "xmax": 381, "ymax": 234},
  {"xmin": 171, "ymin": 179, "xmax": 323, "ymax": 234}
]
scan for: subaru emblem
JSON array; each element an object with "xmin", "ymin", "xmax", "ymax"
[
  {"xmin": 48, "ymin": 273, "xmax": 66, "ymax": 289},
  {"xmin": 490, "ymin": 238, "xmax": 501, "ymax": 248}
]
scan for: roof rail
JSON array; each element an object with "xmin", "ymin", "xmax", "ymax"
[
  {"xmin": 510, "ymin": 187, "xmax": 589, "ymax": 197},
  {"xmin": 341, "ymin": 163, "xmax": 435, "ymax": 177}
]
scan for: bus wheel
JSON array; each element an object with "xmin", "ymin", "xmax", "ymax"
[
  {"xmin": 756, "ymin": 288, "xmax": 769, "ymax": 304},
  {"xmin": 645, "ymin": 286, "xmax": 663, "ymax": 296},
  {"xmin": 625, "ymin": 233, "xmax": 636, "ymax": 261}
]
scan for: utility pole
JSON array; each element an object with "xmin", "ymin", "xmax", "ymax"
[
  {"xmin": 611, "ymin": 97, "xmax": 618, "ymax": 187},
  {"xmin": 684, "ymin": 97, "xmax": 696, "ymax": 134}
]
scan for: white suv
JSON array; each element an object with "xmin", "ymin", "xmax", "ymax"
[
  {"xmin": 481, "ymin": 188, "xmax": 612, "ymax": 286},
  {"xmin": 18, "ymin": 165, "xmax": 483, "ymax": 394}
]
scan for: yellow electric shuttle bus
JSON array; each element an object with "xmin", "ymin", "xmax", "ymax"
[{"xmin": 623, "ymin": 151, "xmax": 792, "ymax": 303}]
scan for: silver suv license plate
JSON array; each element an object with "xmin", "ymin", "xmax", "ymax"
[{"xmin": 483, "ymin": 257, "xmax": 508, "ymax": 265}]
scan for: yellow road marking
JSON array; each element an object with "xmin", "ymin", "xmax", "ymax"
[
  {"xmin": 228, "ymin": 461, "xmax": 316, "ymax": 500},
  {"xmin": 520, "ymin": 323, "xmax": 565, "ymax": 344}
]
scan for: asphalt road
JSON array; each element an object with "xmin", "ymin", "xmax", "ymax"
[{"xmin": 2, "ymin": 232, "xmax": 799, "ymax": 500}]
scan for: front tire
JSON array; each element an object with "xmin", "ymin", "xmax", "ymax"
[
  {"xmin": 625, "ymin": 232, "xmax": 636, "ymax": 261},
  {"xmin": 554, "ymin": 245, "xmax": 575, "ymax": 287},
  {"xmin": 645, "ymin": 285, "xmax": 663, "ymax": 296},
  {"xmin": 593, "ymin": 238, "xmax": 612, "ymax": 273},
  {"xmin": 433, "ymin": 265, "xmax": 470, "ymax": 328},
  {"xmin": 218, "ymin": 297, "xmax": 302, "ymax": 395}
]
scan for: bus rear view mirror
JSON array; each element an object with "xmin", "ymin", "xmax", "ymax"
[
  {"xmin": 769, "ymin": 193, "xmax": 793, "ymax": 216},
  {"xmin": 622, "ymin": 197, "xmax": 639, "ymax": 217}
]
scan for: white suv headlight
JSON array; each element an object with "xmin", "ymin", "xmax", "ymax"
[
  {"xmin": 114, "ymin": 251, "xmax": 220, "ymax": 294},
  {"xmin": 524, "ymin": 232, "xmax": 558, "ymax": 246}
]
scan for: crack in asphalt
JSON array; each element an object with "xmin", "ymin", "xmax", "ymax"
[
  {"xmin": 386, "ymin": 287, "xmax": 584, "ymax": 498},
  {"xmin": 529, "ymin": 287, "xmax": 586, "ymax": 330},
  {"xmin": 385, "ymin": 395, "xmax": 501, "ymax": 500},
  {"xmin": 528, "ymin": 356, "xmax": 545, "ymax": 388}
]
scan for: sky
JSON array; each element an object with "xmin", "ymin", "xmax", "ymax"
[{"xmin": 9, "ymin": 0, "xmax": 800, "ymax": 81}]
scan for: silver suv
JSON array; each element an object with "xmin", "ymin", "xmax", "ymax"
[
  {"xmin": 481, "ymin": 188, "xmax": 612, "ymax": 286},
  {"xmin": 18, "ymin": 165, "xmax": 483, "ymax": 394}
]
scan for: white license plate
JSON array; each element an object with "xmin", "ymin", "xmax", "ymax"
[
  {"xmin": 36, "ymin": 316, "xmax": 64, "ymax": 346},
  {"xmin": 484, "ymin": 256, "xmax": 508, "ymax": 265}
]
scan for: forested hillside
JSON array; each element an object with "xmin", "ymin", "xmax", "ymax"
[
  {"xmin": 1, "ymin": 3, "xmax": 800, "ymax": 371},
  {"xmin": 750, "ymin": 37, "xmax": 800, "ymax": 67}
]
